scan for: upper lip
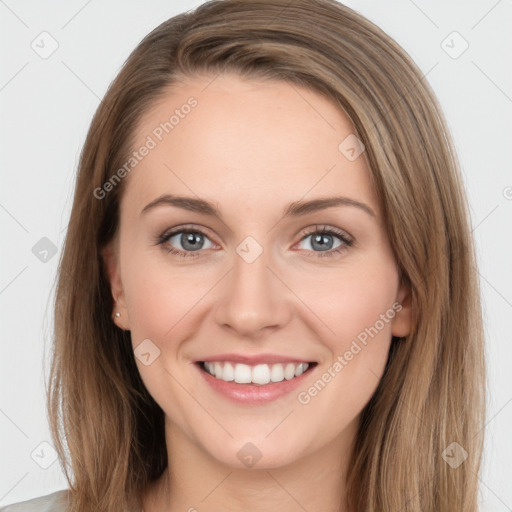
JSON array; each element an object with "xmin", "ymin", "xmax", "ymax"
[{"xmin": 196, "ymin": 353, "xmax": 315, "ymax": 365}]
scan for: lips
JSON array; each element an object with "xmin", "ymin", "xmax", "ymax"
[
  {"xmin": 195, "ymin": 360, "xmax": 317, "ymax": 404},
  {"xmin": 193, "ymin": 352, "xmax": 318, "ymax": 404}
]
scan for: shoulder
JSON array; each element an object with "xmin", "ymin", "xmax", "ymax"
[{"xmin": 0, "ymin": 489, "xmax": 69, "ymax": 512}]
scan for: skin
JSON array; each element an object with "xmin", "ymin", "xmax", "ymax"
[{"xmin": 102, "ymin": 73, "xmax": 412, "ymax": 512}]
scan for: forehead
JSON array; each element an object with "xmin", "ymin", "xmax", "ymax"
[{"xmin": 122, "ymin": 73, "xmax": 379, "ymax": 219}]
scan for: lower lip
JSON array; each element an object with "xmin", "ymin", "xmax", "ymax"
[{"xmin": 195, "ymin": 363, "xmax": 316, "ymax": 405}]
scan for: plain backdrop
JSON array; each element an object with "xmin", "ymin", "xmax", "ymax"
[{"xmin": 1, "ymin": 0, "xmax": 511, "ymax": 509}]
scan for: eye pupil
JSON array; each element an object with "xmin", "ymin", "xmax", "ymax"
[{"xmin": 311, "ymin": 233, "xmax": 333, "ymax": 251}]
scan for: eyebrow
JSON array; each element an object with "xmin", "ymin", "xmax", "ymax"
[{"xmin": 140, "ymin": 194, "xmax": 376, "ymax": 219}]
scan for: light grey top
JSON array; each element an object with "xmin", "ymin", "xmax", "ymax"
[
  {"xmin": 0, "ymin": 490, "xmax": 69, "ymax": 512},
  {"xmin": 0, "ymin": 490, "xmax": 144, "ymax": 512}
]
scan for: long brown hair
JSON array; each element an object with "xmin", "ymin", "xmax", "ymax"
[{"xmin": 48, "ymin": 1, "xmax": 486, "ymax": 510}]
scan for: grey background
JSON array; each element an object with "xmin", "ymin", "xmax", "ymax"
[{"xmin": 1, "ymin": 0, "xmax": 511, "ymax": 509}]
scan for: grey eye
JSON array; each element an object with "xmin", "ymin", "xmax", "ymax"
[
  {"xmin": 298, "ymin": 232, "xmax": 343, "ymax": 252},
  {"xmin": 168, "ymin": 231, "xmax": 214, "ymax": 252}
]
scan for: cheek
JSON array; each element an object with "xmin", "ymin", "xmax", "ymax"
[
  {"xmin": 122, "ymin": 246, "xmax": 213, "ymax": 340},
  {"xmin": 297, "ymin": 261, "xmax": 398, "ymax": 411},
  {"xmin": 291, "ymin": 279, "xmax": 397, "ymax": 445},
  {"xmin": 120, "ymin": 252, "xmax": 211, "ymax": 416},
  {"xmin": 300, "ymin": 259, "xmax": 399, "ymax": 352}
]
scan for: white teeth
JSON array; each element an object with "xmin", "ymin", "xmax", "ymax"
[
  {"xmin": 284, "ymin": 362, "xmax": 296, "ymax": 380},
  {"xmin": 252, "ymin": 364, "xmax": 271, "ymax": 385},
  {"xmin": 202, "ymin": 361, "xmax": 310, "ymax": 385},
  {"xmin": 221, "ymin": 362, "xmax": 235, "ymax": 382},
  {"xmin": 234, "ymin": 363, "xmax": 252, "ymax": 383},
  {"xmin": 295, "ymin": 363, "xmax": 307, "ymax": 377},
  {"xmin": 270, "ymin": 364, "xmax": 284, "ymax": 382}
]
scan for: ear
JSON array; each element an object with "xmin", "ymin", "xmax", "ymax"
[
  {"xmin": 391, "ymin": 277, "xmax": 412, "ymax": 338},
  {"xmin": 101, "ymin": 240, "xmax": 130, "ymax": 331}
]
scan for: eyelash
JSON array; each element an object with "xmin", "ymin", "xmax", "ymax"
[{"xmin": 155, "ymin": 224, "xmax": 354, "ymax": 259}]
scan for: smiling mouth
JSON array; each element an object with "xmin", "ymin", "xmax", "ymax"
[{"xmin": 197, "ymin": 361, "xmax": 317, "ymax": 386}]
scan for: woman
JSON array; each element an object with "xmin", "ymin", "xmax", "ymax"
[{"xmin": 1, "ymin": 0, "xmax": 486, "ymax": 510}]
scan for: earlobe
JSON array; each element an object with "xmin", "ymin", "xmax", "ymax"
[
  {"xmin": 392, "ymin": 280, "xmax": 412, "ymax": 338},
  {"xmin": 101, "ymin": 242, "xmax": 130, "ymax": 330}
]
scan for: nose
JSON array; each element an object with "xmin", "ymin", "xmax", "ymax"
[{"xmin": 213, "ymin": 245, "xmax": 292, "ymax": 338}]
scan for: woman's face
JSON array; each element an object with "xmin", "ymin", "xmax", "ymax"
[{"xmin": 103, "ymin": 73, "xmax": 411, "ymax": 469}]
